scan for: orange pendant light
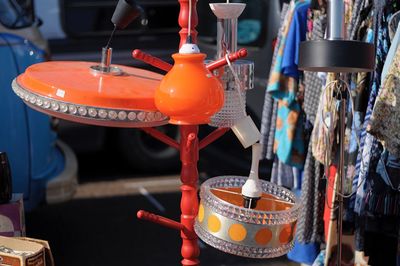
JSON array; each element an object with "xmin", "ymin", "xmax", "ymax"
[{"xmin": 155, "ymin": 53, "xmax": 224, "ymax": 125}]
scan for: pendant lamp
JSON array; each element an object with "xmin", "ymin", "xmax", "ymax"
[{"xmin": 298, "ymin": 0, "xmax": 375, "ymax": 72}]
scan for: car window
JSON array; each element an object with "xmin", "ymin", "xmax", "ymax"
[
  {"xmin": 0, "ymin": 0, "xmax": 35, "ymax": 29},
  {"xmin": 61, "ymin": 0, "xmax": 179, "ymax": 37}
]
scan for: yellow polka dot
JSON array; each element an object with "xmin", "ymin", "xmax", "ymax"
[
  {"xmin": 207, "ymin": 215, "xmax": 221, "ymax": 233},
  {"xmin": 255, "ymin": 228, "xmax": 273, "ymax": 245},
  {"xmin": 198, "ymin": 204, "xmax": 204, "ymax": 223},
  {"xmin": 229, "ymin": 224, "xmax": 247, "ymax": 242}
]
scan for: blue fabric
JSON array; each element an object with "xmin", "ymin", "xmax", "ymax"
[
  {"xmin": 267, "ymin": 1, "xmax": 309, "ymax": 168},
  {"xmin": 282, "ymin": 2, "xmax": 310, "ymax": 79},
  {"xmin": 352, "ymin": 7, "xmax": 389, "ymax": 215},
  {"xmin": 287, "ymin": 239, "xmax": 320, "ymax": 265},
  {"xmin": 312, "ymin": 250, "xmax": 325, "ymax": 266},
  {"xmin": 287, "ymin": 187, "xmax": 320, "ymax": 265},
  {"xmin": 376, "ymin": 149, "xmax": 400, "ymax": 190}
]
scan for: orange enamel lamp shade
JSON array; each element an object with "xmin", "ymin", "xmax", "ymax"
[
  {"xmin": 155, "ymin": 53, "xmax": 224, "ymax": 125},
  {"xmin": 12, "ymin": 61, "xmax": 169, "ymax": 127}
]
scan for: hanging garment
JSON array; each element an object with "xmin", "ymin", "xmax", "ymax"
[
  {"xmin": 388, "ymin": 10, "xmax": 400, "ymax": 40},
  {"xmin": 365, "ymin": 232, "xmax": 398, "ymax": 265},
  {"xmin": 381, "ymin": 21, "xmax": 400, "ymax": 84},
  {"xmin": 346, "ymin": 3, "xmax": 374, "ymax": 192},
  {"xmin": 287, "ymin": 240, "xmax": 320, "ymax": 265},
  {"xmin": 311, "ymin": 73, "xmax": 338, "ymax": 164},
  {"xmin": 270, "ymin": 156, "xmax": 300, "ymax": 189},
  {"xmin": 267, "ymin": 0, "xmax": 310, "ymax": 168},
  {"xmin": 260, "ymin": 3, "xmax": 289, "ymax": 159},
  {"xmin": 368, "ymin": 65, "xmax": 400, "ymax": 157},
  {"xmin": 346, "ymin": 25, "xmax": 374, "ymax": 215},
  {"xmin": 348, "ymin": 26, "xmax": 374, "ymax": 214},
  {"xmin": 323, "ymin": 164, "xmax": 338, "ymax": 265},
  {"xmin": 376, "ymin": 149, "xmax": 400, "ymax": 191},
  {"xmin": 261, "ymin": 93, "xmax": 277, "ymax": 159},
  {"xmin": 367, "ymin": 22, "xmax": 400, "ymax": 159},
  {"xmin": 266, "ymin": 100, "xmax": 278, "ymax": 160},
  {"xmin": 352, "ymin": 0, "xmax": 390, "ymax": 215},
  {"xmin": 296, "ymin": 140, "xmax": 325, "ymax": 243},
  {"xmin": 303, "ymin": 11, "xmax": 326, "ymax": 125},
  {"xmin": 347, "ymin": 0, "xmax": 367, "ymax": 40}
]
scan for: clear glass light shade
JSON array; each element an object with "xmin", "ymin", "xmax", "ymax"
[{"xmin": 195, "ymin": 176, "xmax": 301, "ymax": 258}]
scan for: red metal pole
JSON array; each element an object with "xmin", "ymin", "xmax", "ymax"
[{"xmin": 179, "ymin": 125, "xmax": 200, "ymax": 266}]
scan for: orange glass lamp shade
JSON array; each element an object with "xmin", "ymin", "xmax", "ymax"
[
  {"xmin": 155, "ymin": 53, "xmax": 224, "ymax": 125},
  {"xmin": 12, "ymin": 61, "xmax": 169, "ymax": 127}
]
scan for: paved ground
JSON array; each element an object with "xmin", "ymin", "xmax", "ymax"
[{"xmin": 26, "ymin": 176, "xmax": 298, "ymax": 265}]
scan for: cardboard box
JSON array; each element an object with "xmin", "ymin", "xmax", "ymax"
[
  {"xmin": 0, "ymin": 194, "xmax": 25, "ymax": 237},
  {"xmin": 16, "ymin": 238, "xmax": 54, "ymax": 266},
  {"xmin": 0, "ymin": 236, "xmax": 44, "ymax": 266}
]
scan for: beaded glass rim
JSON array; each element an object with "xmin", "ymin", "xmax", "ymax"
[
  {"xmin": 200, "ymin": 176, "xmax": 301, "ymax": 224},
  {"xmin": 194, "ymin": 221, "xmax": 295, "ymax": 259},
  {"xmin": 12, "ymin": 79, "xmax": 169, "ymax": 128}
]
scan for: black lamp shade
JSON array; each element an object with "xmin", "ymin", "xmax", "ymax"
[
  {"xmin": 298, "ymin": 40, "xmax": 375, "ymax": 73},
  {"xmin": 111, "ymin": 0, "xmax": 143, "ymax": 29}
]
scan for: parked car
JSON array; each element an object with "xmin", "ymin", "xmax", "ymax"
[
  {"xmin": 33, "ymin": 0, "xmax": 284, "ymax": 176},
  {"xmin": 0, "ymin": 0, "xmax": 78, "ymax": 211}
]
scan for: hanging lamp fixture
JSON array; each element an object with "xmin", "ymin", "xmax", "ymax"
[{"xmin": 298, "ymin": 0, "xmax": 375, "ymax": 72}]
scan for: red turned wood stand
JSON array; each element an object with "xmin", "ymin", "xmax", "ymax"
[{"xmin": 136, "ymin": 1, "xmax": 233, "ymax": 265}]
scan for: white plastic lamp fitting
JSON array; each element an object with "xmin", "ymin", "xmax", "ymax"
[
  {"xmin": 241, "ymin": 143, "xmax": 263, "ymax": 209},
  {"xmin": 231, "ymin": 115, "xmax": 261, "ymax": 148},
  {"xmin": 179, "ymin": 43, "xmax": 200, "ymax": 54}
]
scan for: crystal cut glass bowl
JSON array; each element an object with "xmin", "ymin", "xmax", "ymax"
[{"xmin": 194, "ymin": 176, "xmax": 301, "ymax": 258}]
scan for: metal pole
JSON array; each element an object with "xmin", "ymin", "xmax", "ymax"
[
  {"xmin": 337, "ymin": 97, "xmax": 346, "ymax": 266},
  {"xmin": 327, "ymin": 0, "xmax": 345, "ymax": 40}
]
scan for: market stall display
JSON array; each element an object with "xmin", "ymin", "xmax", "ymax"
[{"xmin": 10, "ymin": 0, "xmax": 300, "ymax": 265}]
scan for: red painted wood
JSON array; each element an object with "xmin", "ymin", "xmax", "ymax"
[
  {"xmin": 206, "ymin": 48, "xmax": 248, "ymax": 71},
  {"xmin": 199, "ymin": 128, "xmax": 230, "ymax": 150},
  {"xmin": 178, "ymin": 0, "xmax": 198, "ymax": 47},
  {"xmin": 137, "ymin": 210, "xmax": 185, "ymax": 231},
  {"xmin": 179, "ymin": 125, "xmax": 200, "ymax": 266},
  {"xmin": 138, "ymin": 2, "xmax": 228, "ymax": 265},
  {"xmin": 132, "ymin": 49, "xmax": 172, "ymax": 72},
  {"xmin": 141, "ymin": 127, "xmax": 180, "ymax": 150}
]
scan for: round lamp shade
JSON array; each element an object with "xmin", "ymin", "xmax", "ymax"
[
  {"xmin": 12, "ymin": 61, "xmax": 169, "ymax": 127},
  {"xmin": 298, "ymin": 40, "xmax": 375, "ymax": 73},
  {"xmin": 155, "ymin": 53, "xmax": 224, "ymax": 125},
  {"xmin": 194, "ymin": 176, "xmax": 301, "ymax": 258}
]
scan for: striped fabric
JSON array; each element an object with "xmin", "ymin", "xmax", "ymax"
[{"xmin": 352, "ymin": 1, "xmax": 389, "ymax": 215}]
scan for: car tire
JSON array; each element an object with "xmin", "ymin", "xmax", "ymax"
[{"xmin": 116, "ymin": 125, "xmax": 180, "ymax": 173}]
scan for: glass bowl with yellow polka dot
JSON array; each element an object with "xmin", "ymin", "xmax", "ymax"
[{"xmin": 194, "ymin": 175, "xmax": 301, "ymax": 258}]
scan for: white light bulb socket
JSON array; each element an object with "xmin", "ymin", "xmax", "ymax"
[
  {"xmin": 231, "ymin": 115, "xmax": 261, "ymax": 148},
  {"xmin": 241, "ymin": 143, "xmax": 262, "ymax": 199},
  {"xmin": 179, "ymin": 43, "xmax": 200, "ymax": 54}
]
